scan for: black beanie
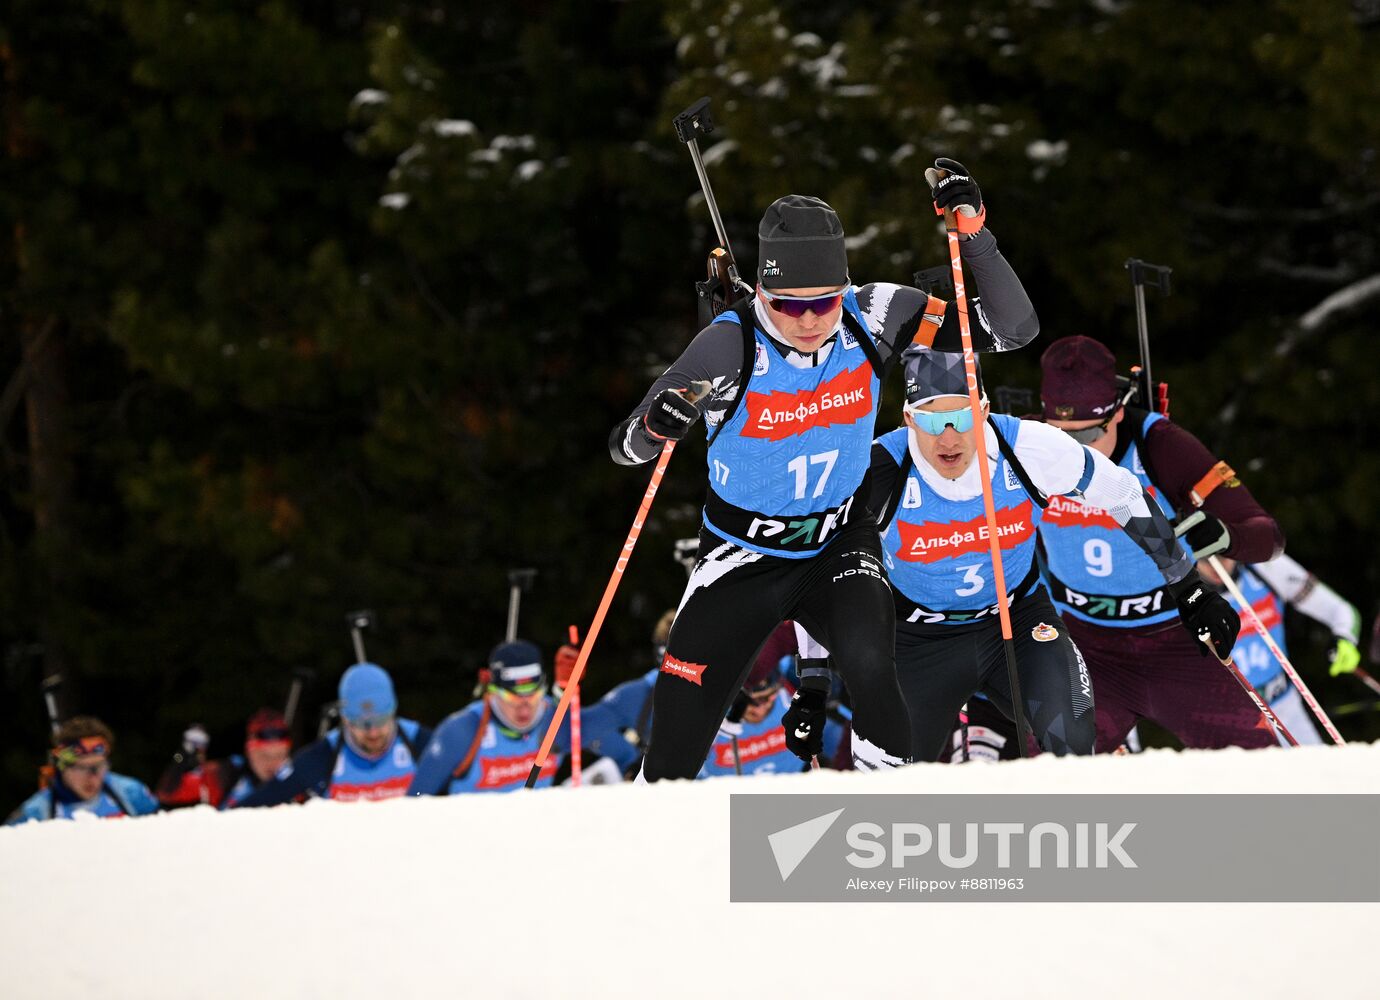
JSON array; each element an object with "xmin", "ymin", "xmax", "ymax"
[{"xmin": 757, "ymin": 195, "xmax": 849, "ymax": 290}]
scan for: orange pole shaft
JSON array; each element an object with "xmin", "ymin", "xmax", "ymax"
[
  {"xmin": 944, "ymin": 222, "xmax": 1013, "ymax": 639},
  {"xmin": 568, "ymin": 624, "xmax": 582, "ymax": 787},
  {"xmin": 943, "ymin": 209, "xmax": 1030, "ymax": 757},
  {"xmin": 525, "ymin": 441, "xmax": 677, "ymax": 787}
]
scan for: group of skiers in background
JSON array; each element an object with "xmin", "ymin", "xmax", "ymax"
[
  {"xmin": 8, "ymin": 157, "xmax": 1379, "ymax": 826},
  {"xmin": 6, "ymin": 615, "xmax": 842, "ymax": 823}
]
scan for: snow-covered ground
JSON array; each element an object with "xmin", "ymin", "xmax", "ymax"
[{"xmin": 2, "ymin": 744, "xmax": 1377, "ymax": 1000}]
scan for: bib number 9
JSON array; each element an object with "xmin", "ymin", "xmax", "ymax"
[{"xmin": 1084, "ymin": 539, "xmax": 1113, "ymax": 578}]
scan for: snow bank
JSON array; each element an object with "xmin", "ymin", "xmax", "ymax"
[{"xmin": 3, "ymin": 744, "xmax": 1377, "ymax": 999}]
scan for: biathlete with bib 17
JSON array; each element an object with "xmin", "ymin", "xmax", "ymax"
[{"xmin": 609, "ymin": 160, "xmax": 1040, "ymax": 779}]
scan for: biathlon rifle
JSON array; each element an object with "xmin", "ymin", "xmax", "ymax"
[
  {"xmin": 1125, "ymin": 258, "xmax": 1173, "ymax": 417},
  {"xmin": 672, "ymin": 97, "xmax": 753, "ymax": 326}
]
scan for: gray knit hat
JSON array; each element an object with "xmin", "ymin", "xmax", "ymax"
[
  {"xmin": 757, "ymin": 195, "xmax": 849, "ymax": 290},
  {"xmin": 903, "ymin": 346, "xmax": 984, "ymax": 405}
]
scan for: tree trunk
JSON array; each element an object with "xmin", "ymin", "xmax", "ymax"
[{"xmin": 20, "ymin": 314, "xmax": 73, "ymax": 686}]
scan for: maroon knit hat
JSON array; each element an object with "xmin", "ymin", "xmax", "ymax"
[{"xmin": 1039, "ymin": 336, "xmax": 1121, "ymax": 421}]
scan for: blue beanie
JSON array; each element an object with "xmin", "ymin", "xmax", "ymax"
[
  {"xmin": 487, "ymin": 640, "xmax": 545, "ymax": 689},
  {"xmin": 338, "ymin": 663, "xmax": 397, "ymax": 722}
]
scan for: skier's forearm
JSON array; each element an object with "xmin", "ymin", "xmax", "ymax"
[
  {"xmin": 865, "ymin": 442, "xmax": 904, "ymax": 519},
  {"xmin": 610, "ymin": 323, "xmax": 739, "ymax": 466},
  {"xmin": 1295, "ymin": 580, "xmax": 1361, "ymax": 641},
  {"xmin": 609, "ymin": 418, "xmax": 663, "ymax": 466},
  {"xmin": 930, "ymin": 229, "xmax": 1039, "ymax": 352},
  {"xmin": 1143, "ymin": 420, "xmax": 1284, "ymax": 563},
  {"xmin": 1252, "ymin": 555, "xmax": 1361, "ymax": 641},
  {"xmin": 1217, "ymin": 513, "xmax": 1285, "ymax": 565}
]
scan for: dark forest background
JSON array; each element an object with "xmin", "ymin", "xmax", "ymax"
[{"xmin": 4, "ymin": 0, "xmax": 1378, "ymax": 804}]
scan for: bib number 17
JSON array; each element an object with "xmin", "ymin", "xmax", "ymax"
[{"xmin": 788, "ymin": 449, "xmax": 839, "ymax": 500}]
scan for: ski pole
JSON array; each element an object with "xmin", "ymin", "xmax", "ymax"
[
  {"xmin": 1200, "ymin": 639, "xmax": 1299, "ymax": 746},
  {"xmin": 1350, "ymin": 666, "xmax": 1380, "ymax": 698},
  {"xmin": 939, "ymin": 194, "xmax": 1032, "ymax": 758},
  {"xmin": 1207, "ymin": 555, "xmax": 1346, "ymax": 745},
  {"xmin": 957, "ymin": 702, "xmax": 971, "ymax": 763},
  {"xmin": 525, "ymin": 382, "xmax": 710, "ymax": 788},
  {"xmin": 568, "ymin": 624, "xmax": 582, "ymax": 788},
  {"xmin": 506, "ymin": 569, "xmax": 537, "ymax": 643}
]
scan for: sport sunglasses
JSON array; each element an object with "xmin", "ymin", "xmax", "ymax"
[
  {"xmin": 1058, "ymin": 383, "xmax": 1137, "ymax": 445},
  {"xmin": 343, "ymin": 713, "xmax": 395, "ymax": 732},
  {"xmin": 487, "ymin": 681, "xmax": 545, "ymax": 704},
  {"xmin": 905, "ymin": 401, "xmax": 978, "ymax": 436},
  {"xmin": 758, "ymin": 287, "xmax": 846, "ymax": 318}
]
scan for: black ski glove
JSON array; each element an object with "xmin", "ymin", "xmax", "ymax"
[
  {"xmin": 924, "ymin": 157, "xmax": 986, "ymax": 234},
  {"xmin": 782, "ymin": 660, "xmax": 832, "ymax": 762},
  {"xmin": 1173, "ymin": 509, "xmax": 1231, "ymax": 561},
  {"xmin": 1169, "ymin": 570, "xmax": 1240, "ymax": 659},
  {"xmin": 643, "ymin": 387, "xmax": 702, "ymax": 442}
]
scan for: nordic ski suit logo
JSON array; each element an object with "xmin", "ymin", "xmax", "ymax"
[
  {"xmin": 747, "ymin": 495, "xmax": 856, "ymax": 550},
  {"xmin": 766, "ymin": 807, "xmax": 1138, "ymax": 883},
  {"xmin": 1058, "ymin": 582, "xmax": 1168, "ymax": 621},
  {"xmin": 715, "ymin": 728, "xmax": 788, "ymax": 769},
  {"xmin": 742, "ymin": 364, "xmax": 872, "ymax": 441},
  {"xmin": 478, "ymin": 753, "xmax": 558, "ymax": 789},
  {"xmin": 661, "ymin": 652, "xmax": 708, "ymax": 686},
  {"xmin": 1042, "ymin": 489, "xmax": 1162, "ymax": 529}
]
